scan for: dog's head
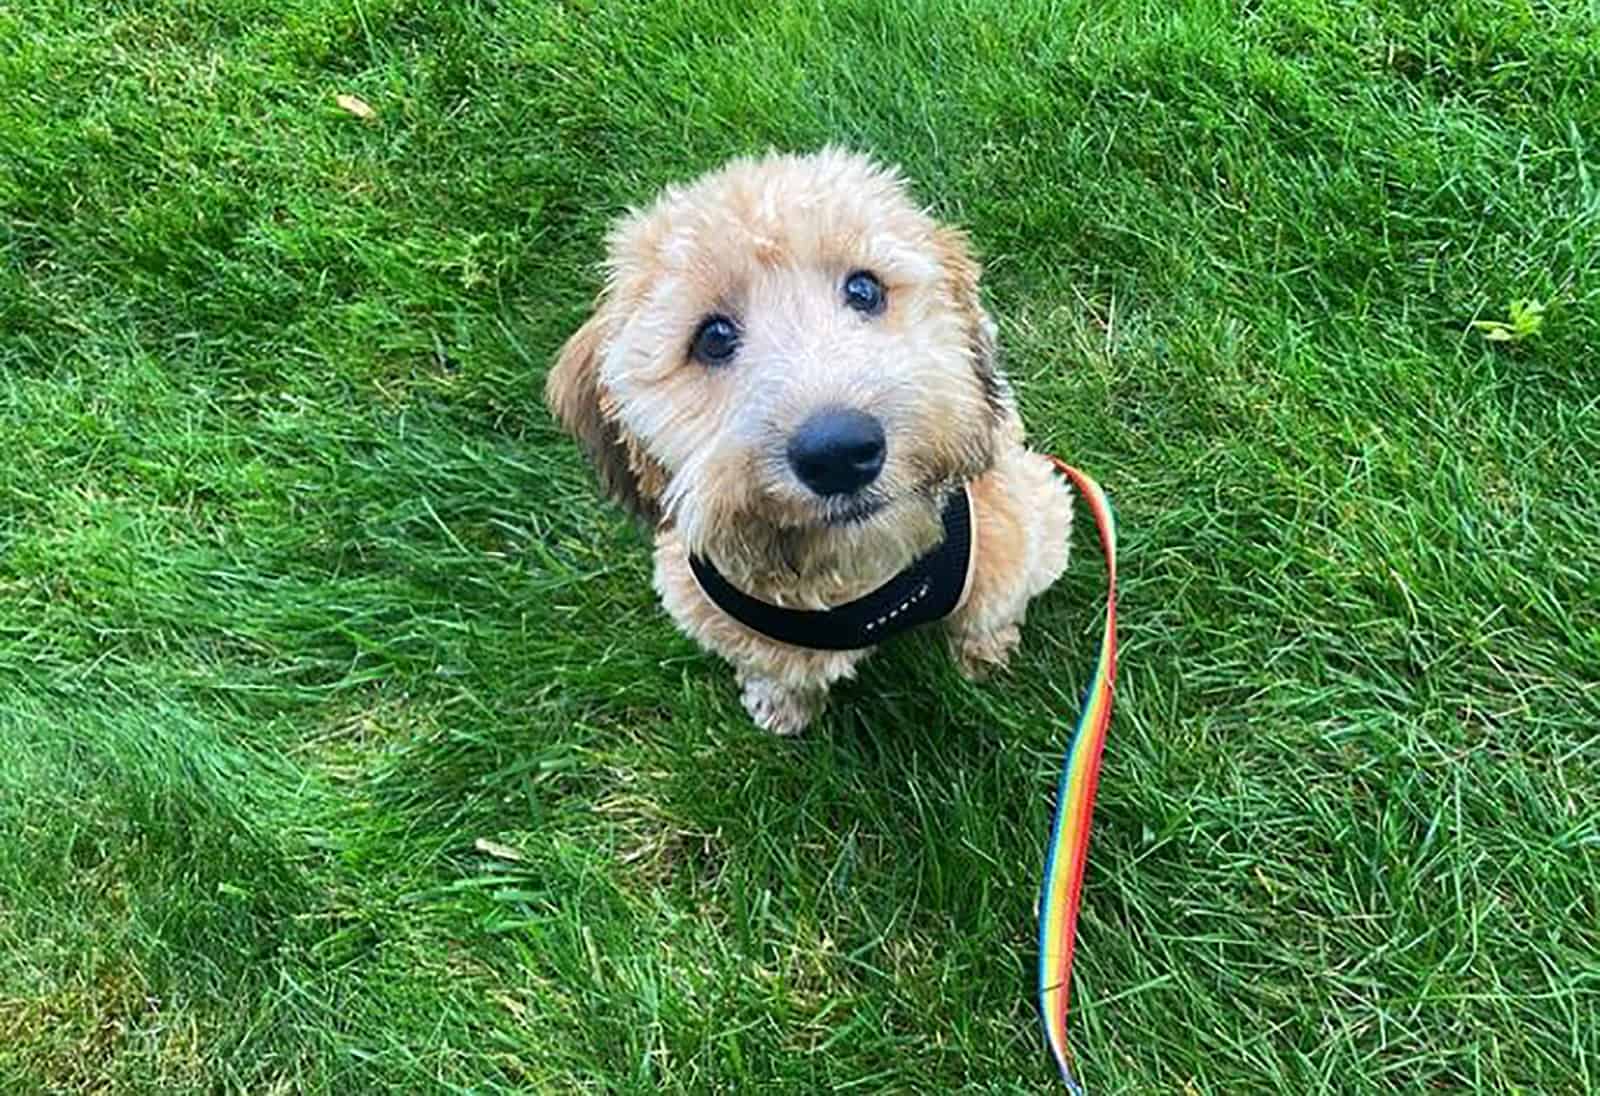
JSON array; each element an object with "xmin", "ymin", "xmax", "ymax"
[{"xmin": 547, "ymin": 149, "xmax": 1014, "ymax": 580}]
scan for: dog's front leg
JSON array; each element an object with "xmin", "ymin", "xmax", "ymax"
[
  {"xmin": 949, "ymin": 619, "xmax": 1025, "ymax": 681},
  {"xmin": 654, "ymin": 532, "xmax": 871, "ymax": 735},
  {"xmin": 727, "ymin": 640, "xmax": 870, "ymax": 736},
  {"xmin": 946, "ymin": 448, "xmax": 1074, "ymax": 680},
  {"xmin": 736, "ymin": 669, "xmax": 827, "ymax": 736}
]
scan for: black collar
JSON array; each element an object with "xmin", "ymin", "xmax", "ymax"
[{"xmin": 688, "ymin": 488, "xmax": 974, "ymax": 651}]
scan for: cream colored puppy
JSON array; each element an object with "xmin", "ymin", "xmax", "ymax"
[{"xmin": 547, "ymin": 149, "xmax": 1072, "ymax": 735}]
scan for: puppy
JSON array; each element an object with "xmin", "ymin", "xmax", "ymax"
[{"xmin": 547, "ymin": 149, "xmax": 1073, "ymax": 735}]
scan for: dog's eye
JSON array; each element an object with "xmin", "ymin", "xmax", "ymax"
[
  {"xmin": 843, "ymin": 270, "xmax": 886, "ymax": 315},
  {"xmin": 690, "ymin": 315, "xmax": 740, "ymax": 365}
]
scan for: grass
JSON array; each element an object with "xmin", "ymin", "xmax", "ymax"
[{"xmin": 2, "ymin": 0, "xmax": 1597, "ymax": 1090}]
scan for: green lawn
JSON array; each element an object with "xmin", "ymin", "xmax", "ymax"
[{"xmin": 3, "ymin": 1, "xmax": 1597, "ymax": 1091}]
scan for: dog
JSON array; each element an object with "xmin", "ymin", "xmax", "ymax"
[{"xmin": 546, "ymin": 149, "xmax": 1073, "ymax": 735}]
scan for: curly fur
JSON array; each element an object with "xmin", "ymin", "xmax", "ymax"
[{"xmin": 547, "ymin": 149, "xmax": 1073, "ymax": 734}]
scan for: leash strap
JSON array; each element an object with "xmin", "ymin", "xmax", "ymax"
[{"xmin": 1038, "ymin": 460, "xmax": 1118, "ymax": 1092}]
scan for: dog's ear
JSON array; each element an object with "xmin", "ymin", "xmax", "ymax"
[
  {"xmin": 933, "ymin": 225, "xmax": 1016, "ymax": 430},
  {"xmin": 545, "ymin": 304, "xmax": 666, "ymax": 525}
]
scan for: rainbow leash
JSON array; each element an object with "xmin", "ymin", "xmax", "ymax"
[{"xmin": 1038, "ymin": 460, "xmax": 1119, "ymax": 1093}]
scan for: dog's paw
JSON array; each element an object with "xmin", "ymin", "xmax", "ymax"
[
  {"xmin": 953, "ymin": 623, "xmax": 1021, "ymax": 682},
  {"xmin": 740, "ymin": 677, "xmax": 819, "ymax": 736}
]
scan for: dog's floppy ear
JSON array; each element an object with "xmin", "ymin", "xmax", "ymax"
[
  {"xmin": 545, "ymin": 304, "xmax": 666, "ymax": 525},
  {"xmin": 933, "ymin": 225, "xmax": 1016, "ymax": 430}
]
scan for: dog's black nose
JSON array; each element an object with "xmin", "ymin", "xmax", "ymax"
[{"xmin": 787, "ymin": 408, "xmax": 886, "ymax": 497}]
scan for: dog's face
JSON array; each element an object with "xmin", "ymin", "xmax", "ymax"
[{"xmin": 548, "ymin": 149, "xmax": 1012, "ymax": 580}]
